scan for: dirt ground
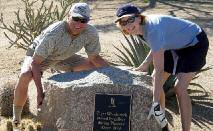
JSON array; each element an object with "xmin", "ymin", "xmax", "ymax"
[{"xmin": 0, "ymin": 0, "xmax": 212, "ymax": 130}]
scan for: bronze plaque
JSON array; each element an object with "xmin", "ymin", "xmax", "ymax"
[{"xmin": 93, "ymin": 93, "xmax": 132, "ymax": 131}]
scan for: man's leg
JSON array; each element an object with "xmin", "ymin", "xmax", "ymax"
[
  {"xmin": 174, "ymin": 72, "xmax": 195, "ymax": 131},
  {"xmin": 13, "ymin": 71, "xmax": 33, "ymax": 124},
  {"xmin": 13, "ymin": 57, "xmax": 33, "ymax": 125}
]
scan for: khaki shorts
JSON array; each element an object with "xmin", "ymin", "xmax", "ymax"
[{"xmin": 21, "ymin": 54, "xmax": 86, "ymax": 73}]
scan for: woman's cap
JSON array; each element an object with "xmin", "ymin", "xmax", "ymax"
[{"xmin": 115, "ymin": 4, "xmax": 141, "ymax": 23}]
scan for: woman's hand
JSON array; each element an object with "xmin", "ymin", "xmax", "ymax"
[
  {"xmin": 134, "ymin": 50, "xmax": 153, "ymax": 72},
  {"xmin": 134, "ymin": 62, "xmax": 149, "ymax": 72}
]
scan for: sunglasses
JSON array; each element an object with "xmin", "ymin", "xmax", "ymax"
[
  {"xmin": 119, "ymin": 16, "xmax": 136, "ymax": 26},
  {"xmin": 72, "ymin": 17, "xmax": 88, "ymax": 23}
]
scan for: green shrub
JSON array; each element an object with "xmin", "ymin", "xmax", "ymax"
[{"xmin": 114, "ymin": 33, "xmax": 153, "ymax": 75}]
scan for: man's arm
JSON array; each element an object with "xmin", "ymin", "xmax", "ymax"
[
  {"xmin": 31, "ymin": 55, "xmax": 45, "ymax": 106},
  {"xmin": 88, "ymin": 54, "xmax": 109, "ymax": 68}
]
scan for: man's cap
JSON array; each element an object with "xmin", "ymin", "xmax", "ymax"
[
  {"xmin": 69, "ymin": 3, "xmax": 90, "ymax": 20},
  {"xmin": 115, "ymin": 4, "xmax": 141, "ymax": 23}
]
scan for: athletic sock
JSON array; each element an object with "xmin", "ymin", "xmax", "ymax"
[{"xmin": 13, "ymin": 104, "xmax": 23, "ymax": 123}]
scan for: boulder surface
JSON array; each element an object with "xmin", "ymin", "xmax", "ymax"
[{"xmin": 28, "ymin": 66, "xmax": 160, "ymax": 131}]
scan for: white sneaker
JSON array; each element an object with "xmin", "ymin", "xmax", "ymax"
[{"xmin": 147, "ymin": 102, "xmax": 168, "ymax": 128}]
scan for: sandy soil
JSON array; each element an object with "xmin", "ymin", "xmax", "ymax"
[{"xmin": 0, "ymin": 0, "xmax": 212, "ymax": 130}]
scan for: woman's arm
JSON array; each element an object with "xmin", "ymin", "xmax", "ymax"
[{"xmin": 152, "ymin": 49, "xmax": 165, "ymax": 102}]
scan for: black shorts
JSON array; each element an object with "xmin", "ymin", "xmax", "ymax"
[{"xmin": 164, "ymin": 30, "xmax": 209, "ymax": 74}]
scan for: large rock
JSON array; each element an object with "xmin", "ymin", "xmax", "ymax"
[{"xmin": 28, "ymin": 66, "xmax": 160, "ymax": 131}]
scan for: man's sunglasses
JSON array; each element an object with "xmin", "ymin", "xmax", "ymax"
[
  {"xmin": 119, "ymin": 16, "xmax": 136, "ymax": 26},
  {"xmin": 72, "ymin": 17, "xmax": 88, "ymax": 23}
]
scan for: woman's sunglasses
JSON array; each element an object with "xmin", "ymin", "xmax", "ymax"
[
  {"xmin": 119, "ymin": 16, "xmax": 136, "ymax": 26},
  {"xmin": 72, "ymin": 17, "xmax": 88, "ymax": 23}
]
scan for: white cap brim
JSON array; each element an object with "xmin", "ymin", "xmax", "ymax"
[{"xmin": 115, "ymin": 14, "xmax": 136, "ymax": 23}]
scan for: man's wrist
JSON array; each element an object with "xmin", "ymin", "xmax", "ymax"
[{"xmin": 37, "ymin": 88, "xmax": 43, "ymax": 95}]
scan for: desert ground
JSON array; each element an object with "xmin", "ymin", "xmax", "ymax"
[{"xmin": 0, "ymin": 0, "xmax": 212, "ymax": 130}]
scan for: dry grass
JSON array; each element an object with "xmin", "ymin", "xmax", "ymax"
[{"xmin": 0, "ymin": 118, "xmax": 42, "ymax": 131}]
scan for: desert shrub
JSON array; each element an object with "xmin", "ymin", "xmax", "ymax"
[
  {"xmin": 0, "ymin": 0, "xmax": 82, "ymax": 50},
  {"xmin": 0, "ymin": 118, "xmax": 42, "ymax": 131},
  {"xmin": 0, "ymin": 79, "xmax": 29, "ymax": 116}
]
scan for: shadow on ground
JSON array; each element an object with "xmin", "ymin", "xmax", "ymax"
[
  {"xmin": 158, "ymin": 0, "xmax": 213, "ymax": 36},
  {"xmin": 191, "ymin": 92, "xmax": 213, "ymax": 129},
  {"xmin": 165, "ymin": 89, "xmax": 213, "ymax": 129},
  {"xmin": 158, "ymin": 0, "xmax": 213, "ymax": 17}
]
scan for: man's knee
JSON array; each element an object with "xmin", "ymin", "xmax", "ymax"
[{"xmin": 15, "ymin": 71, "xmax": 33, "ymax": 92}]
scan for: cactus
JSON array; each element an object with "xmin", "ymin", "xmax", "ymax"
[
  {"xmin": 36, "ymin": 124, "xmax": 42, "ymax": 131},
  {"xmin": 6, "ymin": 120, "xmax": 13, "ymax": 131},
  {"xmin": 0, "ymin": 0, "xmax": 80, "ymax": 50},
  {"xmin": 0, "ymin": 80, "xmax": 29, "ymax": 117},
  {"xmin": 25, "ymin": 124, "xmax": 35, "ymax": 131}
]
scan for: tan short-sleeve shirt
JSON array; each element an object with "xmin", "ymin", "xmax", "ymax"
[{"xmin": 26, "ymin": 21, "xmax": 100, "ymax": 68}]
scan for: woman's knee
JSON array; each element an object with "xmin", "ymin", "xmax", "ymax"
[{"xmin": 174, "ymin": 79, "xmax": 190, "ymax": 96}]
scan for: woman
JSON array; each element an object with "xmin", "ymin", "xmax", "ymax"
[{"xmin": 115, "ymin": 4, "xmax": 209, "ymax": 131}]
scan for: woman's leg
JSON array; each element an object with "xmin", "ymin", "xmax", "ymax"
[
  {"xmin": 174, "ymin": 72, "xmax": 195, "ymax": 131},
  {"xmin": 160, "ymin": 72, "xmax": 171, "ymax": 109},
  {"xmin": 149, "ymin": 70, "xmax": 171, "ymax": 128},
  {"xmin": 151, "ymin": 70, "xmax": 171, "ymax": 109}
]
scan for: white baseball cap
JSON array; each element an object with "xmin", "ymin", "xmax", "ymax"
[{"xmin": 69, "ymin": 3, "xmax": 90, "ymax": 20}]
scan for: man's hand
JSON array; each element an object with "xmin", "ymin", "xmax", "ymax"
[
  {"xmin": 37, "ymin": 92, "xmax": 45, "ymax": 108},
  {"xmin": 31, "ymin": 55, "xmax": 45, "ymax": 108},
  {"xmin": 88, "ymin": 54, "xmax": 109, "ymax": 67}
]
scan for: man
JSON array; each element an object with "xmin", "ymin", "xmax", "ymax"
[{"xmin": 13, "ymin": 2, "xmax": 109, "ymax": 127}]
